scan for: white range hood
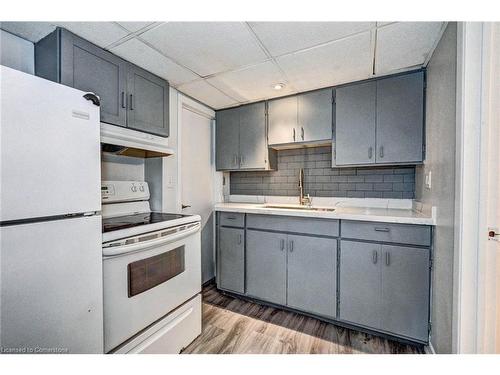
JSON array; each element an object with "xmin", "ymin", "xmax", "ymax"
[{"xmin": 100, "ymin": 122, "xmax": 174, "ymax": 158}]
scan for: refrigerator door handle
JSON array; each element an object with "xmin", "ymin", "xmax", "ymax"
[{"xmin": 83, "ymin": 92, "xmax": 101, "ymax": 107}]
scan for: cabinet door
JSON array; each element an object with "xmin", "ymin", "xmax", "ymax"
[
  {"xmin": 239, "ymin": 102, "xmax": 267, "ymax": 169},
  {"xmin": 287, "ymin": 235, "xmax": 337, "ymax": 318},
  {"xmin": 334, "ymin": 82, "xmax": 376, "ymax": 165},
  {"xmin": 339, "ymin": 240, "xmax": 382, "ymax": 330},
  {"xmin": 268, "ymin": 96, "xmax": 298, "ymax": 145},
  {"xmin": 127, "ymin": 65, "xmax": 169, "ymax": 137},
  {"xmin": 60, "ymin": 30, "xmax": 127, "ymax": 127},
  {"xmin": 376, "ymin": 72, "xmax": 424, "ymax": 163},
  {"xmin": 216, "ymin": 108, "xmax": 240, "ymax": 170},
  {"xmin": 297, "ymin": 88, "xmax": 332, "ymax": 143},
  {"xmin": 381, "ymin": 244, "xmax": 430, "ymax": 341},
  {"xmin": 218, "ymin": 227, "xmax": 245, "ymax": 294},
  {"xmin": 246, "ymin": 230, "xmax": 287, "ymax": 305}
]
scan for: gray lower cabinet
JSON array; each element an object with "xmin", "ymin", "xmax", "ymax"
[
  {"xmin": 126, "ymin": 65, "xmax": 169, "ymax": 137},
  {"xmin": 218, "ymin": 226, "xmax": 245, "ymax": 294},
  {"xmin": 333, "ymin": 70, "xmax": 424, "ymax": 167},
  {"xmin": 339, "ymin": 240, "xmax": 382, "ymax": 330},
  {"xmin": 287, "ymin": 235, "xmax": 337, "ymax": 318},
  {"xmin": 35, "ymin": 27, "xmax": 169, "ymax": 137},
  {"xmin": 339, "ymin": 240, "xmax": 430, "ymax": 342},
  {"xmin": 380, "ymin": 244, "xmax": 430, "ymax": 341},
  {"xmin": 246, "ymin": 230, "xmax": 287, "ymax": 305}
]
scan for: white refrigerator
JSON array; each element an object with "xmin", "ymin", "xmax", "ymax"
[{"xmin": 0, "ymin": 66, "xmax": 103, "ymax": 353}]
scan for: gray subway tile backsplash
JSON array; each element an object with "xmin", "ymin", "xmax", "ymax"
[{"xmin": 230, "ymin": 146, "xmax": 416, "ymax": 198}]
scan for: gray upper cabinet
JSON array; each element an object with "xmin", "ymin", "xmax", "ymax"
[
  {"xmin": 334, "ymin": 82, "xmax": 376, "ymax": 166},
  {"xmin": 287, "ymin": 235, "xmax": 337, "ymax": 318},
  {"xmin": 58, "ymin": 29, "xmax": 128, "ymax": 127},
  {"xmin": 246, "ymin": 229, "xmax": 287, "ymax": 305},
  {"xmin": 239, "ymin": 102, "xmax": 267, "ymax": 169},
  {"xmin": 216, "ymin": 108, "xmax": 240, "ymax": 170},
  {"xmin": 215, "ymin": 103, "xmax": 275, "ymax": 171},
  {"xmin": 333, "ymin": 71, "xmax": 424, "ymax": 167},
  {"xmin": 376, "ymin": 72, "xmax": 424, "ymax": 164},
  {"xmin": 217, "ymin": 226, "xmax": 245, "ymax": 294},
  {"xmin": 126, "ymin": 65, "xmax": 169, "ymax": 137},
  {"xmin": 268, "ymin": 96, "xmax": 298, "ymax": 145},
  {"xmin": 35, "ymin": 28, "xmax": 169, "ymax": 137},
  {"xmin": 380, "ymin": 244, "xmax": 430, "ymax": 341},
  {"xmin": 339, "ymin": 240, "xmax": 383, "ymax": 330},
  {"xmin": 268, "ymin": 90, "xmax": 333, "ymax": 146},
  {"xmin": 297, "ymin": 88, "xmax": 333, "ymax": 143}
]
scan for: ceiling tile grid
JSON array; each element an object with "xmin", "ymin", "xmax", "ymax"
[{"xmin": 0, "ymin": 21, "xmax": 445, "ymax": 109}]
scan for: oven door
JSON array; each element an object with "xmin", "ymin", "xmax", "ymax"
[{"xmin": 102, "ymin": 222, "xmax": 201, "ymax": 353}]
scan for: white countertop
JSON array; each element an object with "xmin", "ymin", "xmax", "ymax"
[{"xmin": 214, "ymin": 202, "xmax": 435, "ymax": 225}]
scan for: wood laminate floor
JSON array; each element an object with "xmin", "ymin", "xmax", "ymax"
[{"xmin": 181, "ymin": 284, "xmax": 424, "ymax": 354}]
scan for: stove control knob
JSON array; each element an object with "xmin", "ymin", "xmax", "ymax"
[
  {"xmin": 131, "ymin": 186, "xmax": 137, "ymax": 192},
  {"xmin": 139, "ymin": 186, "xmax": 144, "ymax": 192}
]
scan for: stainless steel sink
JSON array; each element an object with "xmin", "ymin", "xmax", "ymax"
[{"xmin": 263, "ymin": 204, "xmax": 335, "ymax": 212}]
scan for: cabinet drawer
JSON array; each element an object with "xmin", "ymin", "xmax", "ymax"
[
  {"xmin": 218, "ymin": 212, "xmax": 245, "ymax": 227},
  {"xmin": 246, "ymin": 214, "xmax": 339, "ymax": 237},
  {"xmin": 341, "ymin": 221, "xmax": 431, "ymax": 246}
]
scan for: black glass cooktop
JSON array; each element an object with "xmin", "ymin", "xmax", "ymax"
[{"xmin": 102, "ymin": 212, "xmax": 188, "ymax": 233}]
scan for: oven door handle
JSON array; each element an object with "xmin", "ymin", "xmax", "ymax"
[{"xmin": 103, "ymin": 222, "xmax": 201, "ymax": 257}]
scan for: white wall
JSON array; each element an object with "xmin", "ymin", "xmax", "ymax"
[
  {"xmin": 0, "ymin": 29, "xmax": 34, "ymax": 74},
  {"xmin": 415, "ymin": 22, "xmax": 457, "ymax": 353}
]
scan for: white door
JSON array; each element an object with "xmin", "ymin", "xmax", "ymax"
[
  {"xmin": 0, "ymin": 66, "xmax": 101, "ymax": 222},
  {"xmin": 180, "ymin": 104, "xmax": 215, "ymax": 283}
]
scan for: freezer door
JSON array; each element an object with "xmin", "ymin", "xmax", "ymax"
[
  {"xmin": 0, "ymin": 215, "xmax": 103, "ymax": 353},
  {"xmin": 0, "ymin": 66, "xmax": 101, "ymax": 222}
]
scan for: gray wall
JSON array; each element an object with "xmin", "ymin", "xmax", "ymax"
[
  {"xmin": 231, "ymin": 146, "xmax": 415, "ymax": 198},
  {"xmin": 415, "ymin": 23, "xmax": 457, "ymax": 353},
  {"xmin": 0, "ymin": 29, "xmax": 34, "ymax": 74}
]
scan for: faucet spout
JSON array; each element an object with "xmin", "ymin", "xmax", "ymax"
[{"xmin": 298, "ymin": 168, "xmax": 312, "ymax": 206}]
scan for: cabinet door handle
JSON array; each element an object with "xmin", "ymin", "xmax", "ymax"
[
  {"xmin": 385, "ymin": 251, "xmax": 390, "ymax": 266},
  {"xmin": 238, "ymin": 234, "xmax": 242, "ymax": 245},
  {"xmin": 129, "ymin": 94, "xmax": 134, "ymax": 110},
  {"xmin": 372, "ymin": 250, "xmax": 378, "ymax": 264},
  {"xmin": 293, "ymin": 128, "xmax": 296, "ymax": 142},
  {"xmin": 368, "ymin": 146, "xmax": 373, "ymax": 159},
  {"xmin": 233, "ymin": 155, "xmax": 237, "ymax": 166},
  {"xmin": 374, "ymin": 227, "xmax": 390, "ymax": 232},
  {"xmin": 280, "ymin": 238, "xmax": 285, "ymax": 251},
  {"xmin": 289, "ymin": 240, "xmax": 294, "ymax": 252},
  {"xmin": 379, "ymin": 146, "xmax": 384, "ymax": 158},
  {"xmin": 301, "ymin": 126, "xmax": 304, "ymax": 141},
  {"xmin": 240, "ymin": 155, "xmax": 244, "ymax": 166},
  {"xmin": 121, "ymin": 91, "xmax": 126, "ymax": 108}
]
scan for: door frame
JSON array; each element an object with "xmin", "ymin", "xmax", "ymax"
[{"xmin": 453, "ymin": 22, "xmax": 500, "ymax": 354}]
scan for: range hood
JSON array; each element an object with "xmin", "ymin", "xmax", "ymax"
[{"xmin": 100, "ymin": 122, "xmax": 174, "ymax": 158}]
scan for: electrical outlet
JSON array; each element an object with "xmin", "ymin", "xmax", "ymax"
[{"xmin": 425, "ymin": 171, "xmax": 432, "ymax": 190}]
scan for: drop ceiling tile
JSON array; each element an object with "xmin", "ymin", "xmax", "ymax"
[
  {"xmin": 249, "ymin": 22, "xmax": 375, "ymax": 56},
  {"xmin": 0, "ymin": 22, "xmax": 56, "ymax": 42},
  {"xmin": 116, "ymin": 22, "xmax": 155, "ymax": 33},
  {"xmin": 276, "ymin": 31, "xmax": 373, "ymax": 92},
  {"xmin": 56, "ymin": 22, "xmax": 129, "ymax": 48},
  {"xmin": 140, "ymin": 22, "xmax": 268, "ymax": 77},
  {"xmin": 110, "ymin": 38, "xmax": 199, "ymax": 86},
  {"xmin": 207, "ymin": 61, "xmax": 294, "ymax": 102},
  {"xmin": 177, "ymin": 80, "xmax": 238, "ymax": 109},
  {"xmin": 375, "ymin": 22, "xmax": 444, "ymax": 74}
]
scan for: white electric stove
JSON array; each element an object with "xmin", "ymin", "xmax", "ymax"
[{"xmin": 101, "ymin": 181, "xmax": 202, "ymax": 354}]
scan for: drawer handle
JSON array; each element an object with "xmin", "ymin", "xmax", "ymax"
[
  {"xmin": 374, "ymin": 227, "xmax": 390, "ymax": 232},
  {"xmin": 225, "ymin": 216, "xmax": 237, "ymax": 220},
  {"xmin": 372, "ymin": 250, "xmax": 378, "ymax": 264}
]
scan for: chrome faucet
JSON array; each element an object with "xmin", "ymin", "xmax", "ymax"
[{"xmin": 298, "ymin": 168, "xmax": 312, "ymax": 206}]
